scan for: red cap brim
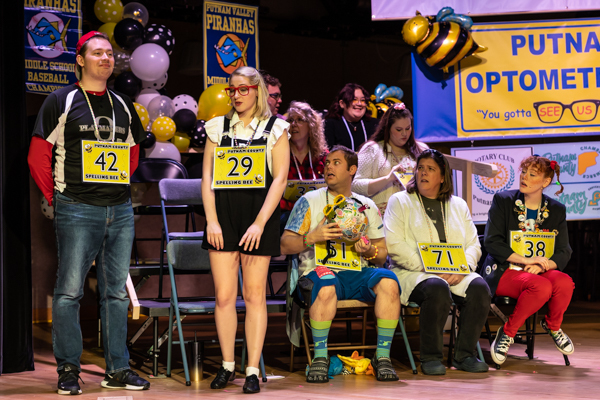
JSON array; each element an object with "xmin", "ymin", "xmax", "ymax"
[{"xmin": 76, "ymin": 31, "xmax": 103, "ymax": 55}]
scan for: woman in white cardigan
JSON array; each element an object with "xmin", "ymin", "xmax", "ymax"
[
  {"xmin": 384, "ymin": 149, "xmax": 491, "ymax": 375},
  {"xmin": 352, "ymin": 103, "xmax": 428, "ymax": 216}
]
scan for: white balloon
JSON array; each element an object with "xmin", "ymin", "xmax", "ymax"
[
  {"xmin": 142, "ymin": 72, "xmax": 168, "ymax": 90},
  {"xmin": 41, "ymin": 197, "xmax": 54, "ymax": 220},
  {"xmin": 145, "ymin": 141, "xmax": 181, "ymax": 162},
  {"xmin": 130, "ymin": 43, "xmax": 170, "ymax": 81},
  {"xmin": 135, "ymin": 88, "xmax": 160, "ymax": 109},
  {"xmin": 147, "ymin": 95, "xmax": 175, "ymax": 121},
  {"xmin": 173, "ymin": 94, "xmax": 199, "ymax": 114}
]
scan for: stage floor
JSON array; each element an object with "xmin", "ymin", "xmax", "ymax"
[{"xmin": 1, "ymin": 301, "xmax": 599, "ymax": 400}]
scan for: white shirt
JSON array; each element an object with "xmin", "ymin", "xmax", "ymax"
[{"xmin": 205, "ymin": 113, "xmax": 290, "ymax": 175}]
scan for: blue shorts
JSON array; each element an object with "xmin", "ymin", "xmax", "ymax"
[{"xmin": 297, "ymin": 267, "xmax": 400, "ymax": 305}]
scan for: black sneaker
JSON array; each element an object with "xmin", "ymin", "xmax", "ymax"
[
  {"xmin": 211, "ymin": 366, "xmax": 236, "ymax": 389},
  {"xmin": 101, "ymin": 369, "xmax": 150, "ymax": 390},
  {"xmin": 490, "ymin": 325, "xmax": 514, "ymax": 365},
  {"xmin": 243, "ymin": 374, "xmax": 260, "ymax": 394},
  {"xmin": 371, "ymin": 356, "xmax": 399, "ymax": 381},
  {"xmin": 540, "ymin": 318, "xmax": 574, "ymax": 355},
  {"xmin": 57, "ymin": 364, "xmax": 83, "ymax": 395},
  {"xmin": 306, "ymin": 357, "xmax": 329, "ymax": 383}
]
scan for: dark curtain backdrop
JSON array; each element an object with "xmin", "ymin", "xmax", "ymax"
[{"xmin": 0, "ymin": 1, "xmax": 34, "ymax": 374}]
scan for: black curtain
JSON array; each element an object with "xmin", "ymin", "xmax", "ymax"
[{"xmin": 0, "ymin": 1, "xmax": 34, "ymax": 374}]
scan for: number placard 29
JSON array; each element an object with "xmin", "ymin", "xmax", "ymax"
[
  {"xmin": 418, "ymin": 242, "xmax": 470, "ymax": 275},
  {"xmin": 81, "ymin": 140, "xmax": 130, "ymax": 184},
  {"xmin": 213, "ymin": 145, "xmax": 267, "ymax": 189}
]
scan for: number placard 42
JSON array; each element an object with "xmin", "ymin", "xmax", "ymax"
[{"xmin": 81, "ymin": 140, "xmax": 130, "ymax": 184}]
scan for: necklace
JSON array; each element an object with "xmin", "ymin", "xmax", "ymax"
[
  {"xmin": 417, "ymin": 193, "xmax": 448, "ymax": 242},
  {"xmin": 292, "ymin": 150, "xmax": 316, "ymax": 181},
  {"xmin": 341, "ymin": 116, "xmax": 367, "ymax": 151},
  {"xmin": 79, "ymin": 83, "xmax": 115, "ymax": 142},
  {"xmin": 515, "ymin": 198, "xmax": 549, "ymax": 232},
  {"xmin": 232, "ymin": 119, "xmax": 261, "ymax": 148}
]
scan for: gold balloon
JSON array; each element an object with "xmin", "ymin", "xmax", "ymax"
[
  {"xmin": 172, "ymin": 132, "xmax": 191, "ymax": 152},
  {"xmin": 198, "ymin": 84, "xmax": 231, "ymax": 121},
  {"xmin": 98, "ymin": 22, "xmax": 117, "ymax": 43},
  {"xmin": 134, "ymin": 103, "xmax": 150, "ymax": 130},
  {"xmin": 151, "ymin": 116, "xmax": 176, "ymax": 142},
  {"xmin": 94, "ymin": 0, "xmax": 123, "ymax": 24},
  {"xmin": 402, "ymin": 11, "xmax": 431, "ymax": 46},
  {"xmin": 366, "ymin": 102, "xmax": 378, "ymax": 119}
]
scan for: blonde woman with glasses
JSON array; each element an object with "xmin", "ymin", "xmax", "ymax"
[{"xmin": 201, "ymin": 66, "xmax": 290, "ymax": 394}]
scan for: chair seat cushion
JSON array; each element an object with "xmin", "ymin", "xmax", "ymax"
[
  {"xmin": 169, "ymin": 231, "xmax": 204, "ymax": 240},
  {"xmin": 179, "ymin": 299, "xmax": 246, "ymax": 313}
]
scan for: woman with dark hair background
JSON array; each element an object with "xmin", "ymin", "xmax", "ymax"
[
  {"xmin": 353, "ymin": 103, "xmax": 428, "ymax": 215},
  {"xmin": 324, "ymin": 83, "xmax": 378, "ymax": 151}
]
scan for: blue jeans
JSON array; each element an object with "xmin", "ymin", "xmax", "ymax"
[{"xmin": 52, "ymin": 191, "xmax": 134, "ymax": 374}]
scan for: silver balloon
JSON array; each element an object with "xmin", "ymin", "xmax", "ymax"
[
  {"xmin": 147, "ymin": 95, "xmax": 175, "ymax": 121},
  {"xmin": 113, "ymin": 50, "xmax": 131, "ymax": 76},
  {"xmin": 123, "ymin": 2, "xmax": 150, "ymax": 26}
]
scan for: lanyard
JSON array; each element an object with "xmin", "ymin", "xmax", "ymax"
[
  {"xmin": 417, "ymin": 193, "xmax": 448, "ymax": 242},
  {"xmin": 292, "ymin": 150, "xmax": 317, "ymax": 181},
  {"xmin": 79, "ymin": 84, "xmax": 116, "ymax": 142},
  {"xmin": 232, "ymin": 119, "xmax": 261, "ymax": 148},
  {"xmin": 342, "ymin": 116, "xmax": 367, "ymax": 151}
]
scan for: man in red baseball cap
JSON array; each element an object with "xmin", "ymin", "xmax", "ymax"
[{"xmin": 27, "ymin": 31, "xmax": 149, "ymax": 395}]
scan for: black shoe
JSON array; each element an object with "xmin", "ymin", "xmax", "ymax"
[
  {"xmin": 306, "ymin": 357, "xmax": 329, "ymax": 383},
  {"xmin": 371, "ymin": 356, "xmax": 399, "ymax": 381},
  {"xmin": 490, "ymin": 325, "xmax": 514, "ymax": 365},
  {"xmin": 101, "ymin": 369, "xmax": 150, "ymax": 390},
  {"xmin": 211, "ymin": 366, "xmax": 236, "ymax": 389},
  {"xmin": 243, "ymin": 374, "xmax": 260, "ymax": 394},
  {"xmin": 57, "ymin": 364, "xmax": 83, "ymax": 395},
  {"xmin": 421, "ymin": 360, "xmax": 446, "ymax": 375}
]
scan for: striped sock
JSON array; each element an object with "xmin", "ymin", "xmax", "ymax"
[
  {"xmin": 376, "ymin": 318, "xmax": 398, "ymax": 359},
  {"xmin": 310, "ymin": 319, "xmax": 332, "ymax": 359}
]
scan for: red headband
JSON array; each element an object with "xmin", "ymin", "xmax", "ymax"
[{"xmin": 76, "ymin": 31, "xmax": 103, "ymax": 55}]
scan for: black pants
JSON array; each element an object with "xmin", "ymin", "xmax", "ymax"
[{"xmin": 408, "ymin": 277, "xmax": 491, "ymax": 363}]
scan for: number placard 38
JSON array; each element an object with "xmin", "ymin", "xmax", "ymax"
[
  {"xmin": 213, "ymin": 145, "xmax": 267, "ymax": 189},
  {"xmin": 81, "ymin": 140, "xmax": 130, "ymax": 184},
  {"xmin": 510, "ymin": 231, "xmax": 555, "ymax": 268}
]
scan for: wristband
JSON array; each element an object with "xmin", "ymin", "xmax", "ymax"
[
  {"xmin": 364, "ymin": 245, "xmax": 378, "ymax": 261},
  {"xmin": 303, "ymin": 233, "xmax": 313, "ymax": 248}
]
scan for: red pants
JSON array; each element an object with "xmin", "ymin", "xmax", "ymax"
[{"xmin": 495, "ymin": 269, "xmax": 574, "ymax": 337}]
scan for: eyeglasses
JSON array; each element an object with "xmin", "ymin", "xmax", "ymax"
[
  {"xmin": 287, "ymin": 117, "xmax": 306, "ymax": 125},
  {"xmin": 533, "ymin": 100, "xmax": 600, "ymax": 123},
  {"xmin": 350, "ymin": 98, "xmax": 367, "ymax": 105},
  {"xmin": 224, "ymin": 85, "xmax": 258, "ymax": 97},
  {"xmin": 269, "ymin": 93, "xmax": 282, "ymax": 101}
]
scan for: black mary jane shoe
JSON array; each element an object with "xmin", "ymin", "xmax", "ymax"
[
  {"xmin": 210, "ymin": 367, "xmax": 236, "ymax": 389},
  {"xmin": 243, "ymin": 374, "xmax": 260, "ymax": 394}
]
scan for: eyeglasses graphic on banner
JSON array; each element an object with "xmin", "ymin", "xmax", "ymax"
[{"xmin": 533, "ymin": 100, "xmax": 600, "ymax": 123}]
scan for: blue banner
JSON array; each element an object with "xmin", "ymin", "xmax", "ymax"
[
  {"xmin": 24, "ymin": 0, "xmax": 81, "ymax": 95},
  {"xmin": 203, "ymin": 1, "xmax": 259, "ymax": 89}
]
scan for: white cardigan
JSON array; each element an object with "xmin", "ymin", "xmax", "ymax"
[{"xmin": 384, "ymin": 191, "xmax": 482, "ymax": 305}]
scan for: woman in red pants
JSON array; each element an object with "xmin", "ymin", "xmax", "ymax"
[{"xmin": 482, "ymin": 155, "xmax": 574, "ymax": 365}]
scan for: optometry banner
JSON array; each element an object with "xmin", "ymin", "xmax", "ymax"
[
  {"xmin": 452, "ymin": 142, "xmax": 600, "ymax": 222},
  {"xmin": 24, "ymin": 0, "xmax": 81, "ymax": 95},
  {"xmin": 414, "ymin": 17, "xmax": 600, "ymax": 142},
  {"xmin": 203, "ymin": 1, "xmax": 259, "ymax": 89}
]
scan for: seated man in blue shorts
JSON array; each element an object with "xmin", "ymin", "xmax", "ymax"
[{"xmin": 281, "ymin": 145, "xmax": 401, "ymax": 383}]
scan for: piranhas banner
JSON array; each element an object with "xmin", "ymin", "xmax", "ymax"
[
  {"xmin": 203, "ymin": 0, "xmax": 259, "ymax": 89},
  {"xmin": 414, "ymin": 18, "xmax": 600, "ymax": 142},
  {"xmin": 24, "ymin": 0, "xmax": 81, "ymax": 95}
]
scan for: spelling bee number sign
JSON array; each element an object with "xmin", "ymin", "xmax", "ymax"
[
  {"xmin": 418, "ymin": 243, "xmax": 470, "ymax": 275},
  {"xmin": 213, "ymin": 145, "xmax": 267, "ymax": 189},
  {"xmin": 81, "ymin": 140, "xmax": 130, "ymax": 184},
  {"xmin": 315, "ymin": 239, "xmax": 362, "ymax": 271},
  {"xmin": 509, "ymin": 231, "xmax": 555, "ymax": 269},
  {"xmin": 282, "ymin": 179, "xmax": 326, "ymax": 201}
]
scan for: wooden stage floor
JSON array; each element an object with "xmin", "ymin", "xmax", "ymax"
[{"xmin": 1, "ymin": 301, "xmax": 599, "ymax": 400}]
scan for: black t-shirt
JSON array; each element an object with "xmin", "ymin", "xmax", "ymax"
[
  {"xmin": 324, "ymin": 117, "xmax": 378, "ymax": 151},
  {"xmin": 421, "ymin": 196, "xmax": 447, "ymax": 243},
  {"xmin": 32, "ymin": 84, "xmax": 146, "ymax": 206}
]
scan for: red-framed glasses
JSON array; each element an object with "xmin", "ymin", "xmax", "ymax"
[{"xmin": 224, "ymin": 85, "xmax": 258, "ymax": 97}]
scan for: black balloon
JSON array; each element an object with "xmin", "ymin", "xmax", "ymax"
[
  {"xmin": 143, "ymin": 23, "xmax": 175, "ymax": 55},
  {"xmin": 140, "ymin": 131, "xmax": 156, "ymax": 148},
  {"xmin": 114, "ymin": 71, "xmax": 141, "ymax": 99},
  {"xmin": 190, "ymin": 120, "xmax": 207, "ymax": 148},
  {"xmin": 172, "ymin": 109, "xmax": 197, "ymax": 134},
  {"xmin": 114, "ymin": 18, "xmax": 144, "ymax": 51}
]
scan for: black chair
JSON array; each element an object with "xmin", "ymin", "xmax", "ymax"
[{"xmin": 478, "ymin": 235, "xmax": 570, "ymax": 368}]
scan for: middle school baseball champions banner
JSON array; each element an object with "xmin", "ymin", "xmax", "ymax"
[
  {"xmin": 203, "ymin": 1, "xmax": 259, "ymax": 89},
  {"xmin": 414, "ymin": 18, "xmax": 600, "ymax": 142}
]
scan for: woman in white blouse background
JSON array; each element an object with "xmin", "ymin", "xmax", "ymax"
[{"xmin": 352, "ymin": 103, "xmax": 428, "ymax": 215}]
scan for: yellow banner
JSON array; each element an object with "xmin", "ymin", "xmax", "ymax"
[
  {"xmin": 456, "ymin": 19, "xmax": 600, "ymax": 137},
  {"xmin": 418, "ymin": 242, "xmax": 470, "ymax": 275}
]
